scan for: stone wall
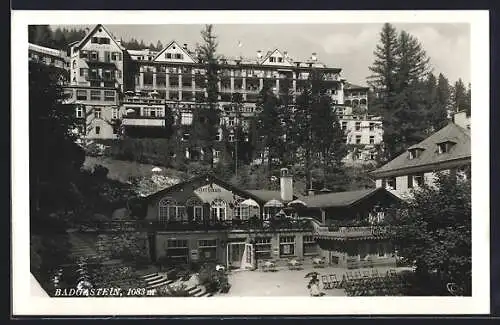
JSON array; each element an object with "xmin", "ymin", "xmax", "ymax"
[{"xmin": 96, "ymin": 232, "xmax": 150, "ymax": 262}]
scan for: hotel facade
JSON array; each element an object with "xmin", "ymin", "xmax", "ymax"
[{"xmin": 30, "ymin": 24, "xmax": 382, "ymax": 163}]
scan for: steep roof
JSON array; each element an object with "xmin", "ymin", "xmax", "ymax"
[
  {"xmin": 245, "ymin": 190, "xmax": 298, "ymax": 203},
  {"xmin": 300, "ymin": 187, "xmax": 400, "ymax": 209},
  {"xmin": 74, "ymin": 24, "xmax": 126, "ymax": 51},
  {"xmin": 344, "ymin": 82, "xmax": 369, "ymax": 90},
  {"xmin": 370, "ymin": 122, "xmax": 471, "ymax": 178}
]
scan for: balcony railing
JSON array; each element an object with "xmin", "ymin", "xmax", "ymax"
[
  {"xmin": 76, "ymin": 219, "xmax": 314, "ymax": 233},
  {"xmin": 314, "ymin": 225, "xmax": 389, "ymax": 239},
  {"xmin": 122, "ymin": 118, "xmax": 165, "ymax": 127}
]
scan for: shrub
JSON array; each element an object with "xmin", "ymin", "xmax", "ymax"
[
  {"xmin": 157, "ymin": 283, "xmax": 190, "ymax": 297},
  {"xmin": 198, "ymin": 265, "xmax": 230, "ymax": 294}
]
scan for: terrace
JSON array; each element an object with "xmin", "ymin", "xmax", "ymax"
[{"xmin": 76, "ymin": 218, "xmax": 314, "ymax": 233}]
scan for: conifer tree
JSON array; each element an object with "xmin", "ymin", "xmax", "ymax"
[
  {"xmin": 193, "ymin": 24, "xmax": 221, "ymax": 168},
  {"xmin": 453, "ymin": 78, "xmax": 469, "ymax": 113}
]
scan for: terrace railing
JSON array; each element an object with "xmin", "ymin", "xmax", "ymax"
[
  {"xmin": 76, "ymin": 218, "xmax": 314, "ymax": 233},
  {"xmin": 314, "ymin": 225, "xmax": 390, "ymax": 239}
]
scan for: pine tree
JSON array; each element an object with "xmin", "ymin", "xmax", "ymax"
[
  {"xmin": 453, "ymin": 78, "xmax": 469, "ymax": 113},
  {"xmin": 395, "ymin": 31, "xmax": 431, "ymax": 91},
  {"xmin": 52, "ymin": 27, "xmax": 67, "ymax": 49},
  {"xmin": 466, "ymin": 83, "xmax": 471, "ymax": 116},
  {"xmin": 193, "ymin": 24, "xmax": 221, "ymax": 168},
  {"xmin": 367, "ymin": 23, "xmax": 399, "ymax": 115},
  {"xmin": 367, "ymin": 24, "xmax": 432, "ymax": 160},
  {"xmin": 431, "ymin": 73, "xmax": 452, "ymax": 131},
  {"xmin": 148, "ymin": 42, "xmax": 156, "ymax": 51},
  {"xmin": 255, "ymin": 80, "xmax": 282, "ymax": 174},
  {"xmin": 156, "ymin": 40, "xmax": 164, "ymax": 51},
  {"xmin": 29, "ymin": 25, "xmax": 54, "ymax": 48}
]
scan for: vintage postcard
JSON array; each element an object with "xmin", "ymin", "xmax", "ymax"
[{"xmin": 12, "ymin": 10, "xmax": 490, "ymax": 315}]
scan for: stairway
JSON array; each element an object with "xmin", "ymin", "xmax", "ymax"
[
  {"xmin": 140, "ymin": 273, "xmax": 213, "ymax": 297},
  {"xmin": 67, "ymin": 232, "xmax": 98, "ymax": 260}
]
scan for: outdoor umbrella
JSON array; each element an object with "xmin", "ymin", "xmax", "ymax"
[
  {"xmin": 151, "ymin": 167, "xmax": 162, "ymax": 173},
  {"xmin": 240, "ymin": 198, "xmax": 259, "ymax": 207},
  {"xmin": 288, "ymin": 199, "xmax": 307, "ymax": 207},
  {"xmin": 126, "ymin": 108, "xmax": 136, "ymax": 113},
  {"xmin": 304, "ymin": 271, "xmax": 320, "ymax": 278},
  {"xmin": 264, "ymin": 199, "xmax": 284, "ymax": 208}
]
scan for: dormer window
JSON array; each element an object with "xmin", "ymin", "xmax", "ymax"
[
  {"xmin": 437, "ymin": 141, "xmax": 456, "ymax": 154},
  {"xmin": 408, "ymin": 148, "xmax": 424, "ymax": 159}
]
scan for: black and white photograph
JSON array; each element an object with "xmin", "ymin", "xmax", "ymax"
[{"xmin": 12, "ymin": 10, "xmax": 489, "ymax": 315}]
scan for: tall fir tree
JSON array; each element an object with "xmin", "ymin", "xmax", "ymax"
[
  {"xmin": 466, "ymin": 83, "xmax": 471, "ymax": 116},
  {"xmin": 193, "ymin": 24, "xmax": 221, "ymax": 168},
  {"xmin": 28, "ymin": 25, "xmax": 54, "ymax": 48},
  {"xmin": 431, "ymin": 73, "xmax": 452, "ymax": 131},
  {"xmin": 368, "ymin": 24, "xmax": 431, "ymax": 160},
  {"xmin": 453, "ymin": 78, "xmax": 469, "ymax": 113},
  {"xmin": 367, "ymin": 23, "xmax": 399, "ymax": 116},
  {"xmin": 156, "ymin": 40, "xmax": 164, "ymax": 51},
  {"xmin": 255, "ymin": 80, "xmax": 283, "ymax": 175}
]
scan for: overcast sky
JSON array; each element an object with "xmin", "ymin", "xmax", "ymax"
[{"xmin": 57, "ymin": 23, "xmax": 470, "ymax": 86}]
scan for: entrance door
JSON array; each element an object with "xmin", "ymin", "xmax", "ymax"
[{"xmin": 227, "ymin": 242, "xmax": 245, "ymax": 269}]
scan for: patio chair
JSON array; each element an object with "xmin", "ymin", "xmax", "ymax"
[
  {"xmin": 321, "ymin": 275, "xmax": 331, "ymax": 289},
  {"xmin": 329, "ymin": 274, "xmax": 341, "ymax": 289}
]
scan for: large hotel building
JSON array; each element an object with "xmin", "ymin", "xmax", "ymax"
[{"xmin": 30, "ymin": 24, "xmax": 382, "ymax": 164}]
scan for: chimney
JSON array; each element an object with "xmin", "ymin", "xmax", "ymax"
[
  {"xmin": 283, "ymin": 51, "xmax": 288, "ymax": 57},
  {"xmin": 280, "ymin": 168, "xmax": 293, "ymax": 202},
  {"xmin": 311, "ymin": 52, "xmax": 317, "ymax": 61},
  {"xmin": 453, "ymin": 110, "xmax": 471, "ymax": 129},
  {"xmin": 183, "ymin": 43, "xmax": 188, "ymax": 50},
  {"xmin": 257, "ymin": 50, "xmax": 262, "ymax": 59}
]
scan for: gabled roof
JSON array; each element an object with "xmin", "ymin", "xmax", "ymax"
[
  {"xmin": 300, "ymin": 187, "xmax": 400, "ymax": 209},
  {"xmin": 260, "ymin": 49, "xmax": 294, "ymax": 66},
  {"xmin": 153, "ymin": 40, "xmax": 196, "ymax": 63},
  {"xmin": 143, "ymin": 173, "xmax": 266, "ymax": 204},
  {"xmin": 371, "ymin": 123, "xmax": 471, "ymax": 178},
  {"xmin": 344, "ymin": 82, "xmax": 369, "ymax": 90},
  {"xmin": 246, "ymin": 190, "xmax": 298, "ymax": 203},
  {"xmin": 73, "ymin": 24, "xmax": 126, "ymax": 51}
]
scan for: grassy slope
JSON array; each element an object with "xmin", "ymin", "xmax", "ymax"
[{"xmin": 83, "ymin": 156, "xmax": 187, "ymax": 183}]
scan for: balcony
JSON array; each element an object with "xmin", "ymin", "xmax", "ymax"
[
  {"xmin": 122, "ymin": 117, "xmax": 165, "ymax": 127},
  {"xmin": 314, "ymin": 225, "xmax": 389, "ymax": 240}
]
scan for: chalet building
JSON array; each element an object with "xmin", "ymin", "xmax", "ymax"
[
  {"xmin": 139, "ymin": 167, "xmax": 400, "ymax": 270},
  {"xmin": 141, "ymin": 168, "xmax": 318, "ymax": 269},
  {"xmin": 370, "ymin": 114, "xmax": 471, "ymax": 199},
  {"xmin": 300, "ymin": 188, "xmax": 402, "ymax": 268}
]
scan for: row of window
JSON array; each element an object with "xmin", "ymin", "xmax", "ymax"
[
  {"xmin": 75, "ymin": 106, "xmax": 119, "ymax": 119},
  {"xmin": 79, "ymin": 50, "xmax": 122, "ymax": 61},
  {"xmin": 158, "ymin": 198, "xmax": 260, "ymax": 223},
  {"xmin": 75, "ymin": 89, "xmax": 116, "ymax": 101},
  {"xmin": 79, "ymin": 68, "xmax": 122, "ymax": 80},
  {"xmin": 253, "ymin": 235, "xmax": 318, "ymax": 259},
  {"xmin": 91, "ymin": 37, "xmax": 111, "ymax": 45},
  {"xmin": 165, "ymin": 52, "xmax": 184, "ymax": 60}
]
